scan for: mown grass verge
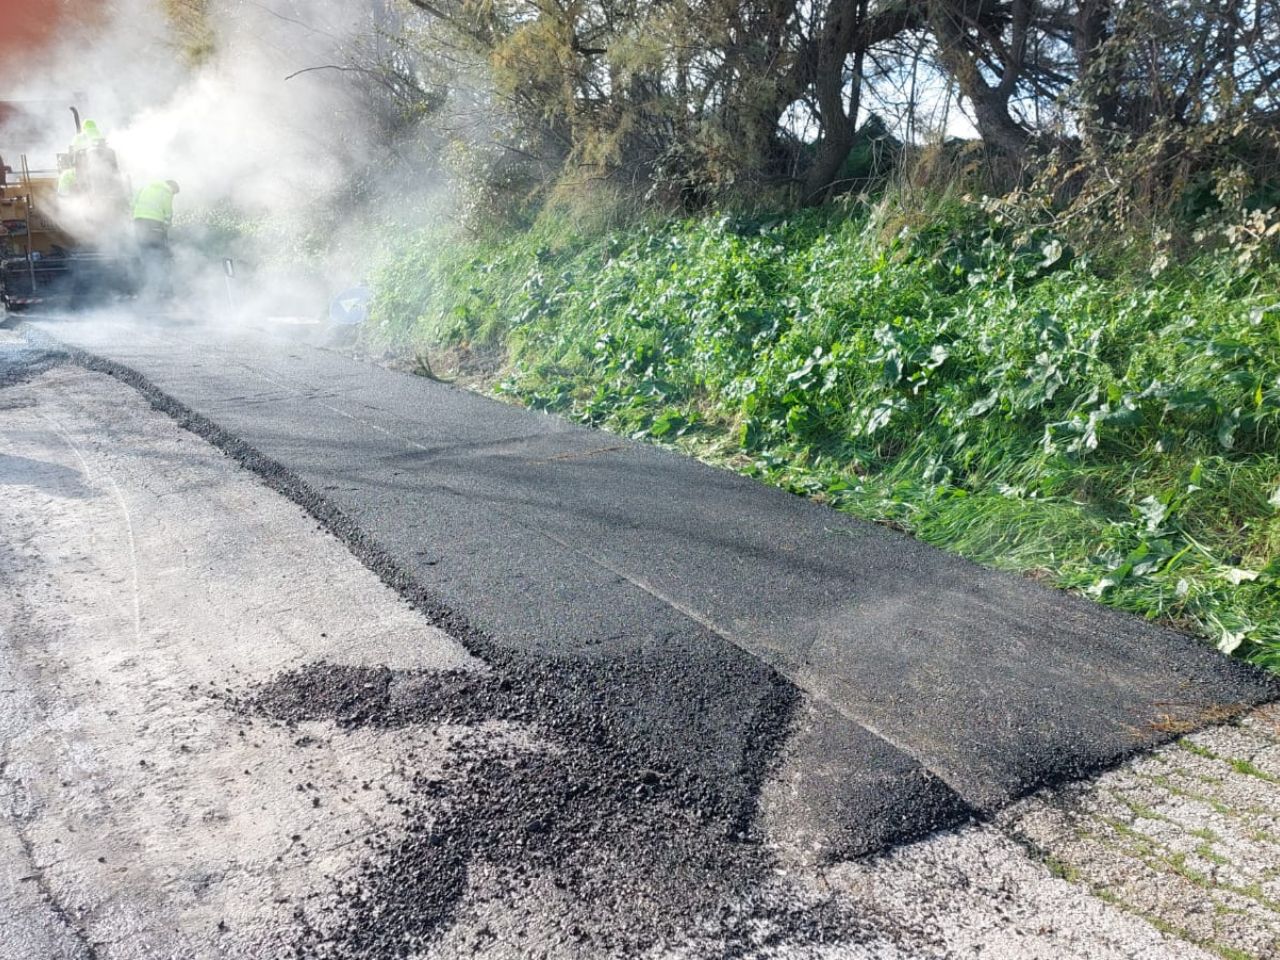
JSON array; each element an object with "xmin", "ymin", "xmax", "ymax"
[{"xmin": 367, "ymin": 201, "xmax": 1280, "ymax": 673}]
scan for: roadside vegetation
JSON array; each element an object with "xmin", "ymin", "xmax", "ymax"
[{"xmin": 366, "ymin": 196, "xmax": 1280, "ymax": 672}]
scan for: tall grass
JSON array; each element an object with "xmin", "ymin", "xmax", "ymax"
[{"xmin": 367, "ymin": 199, "xmax": 1280, "ymax": 672}]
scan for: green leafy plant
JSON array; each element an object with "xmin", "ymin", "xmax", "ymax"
[{"xmin": 365, "ymin": 200, "xmax": 1280, "ymax": 672}]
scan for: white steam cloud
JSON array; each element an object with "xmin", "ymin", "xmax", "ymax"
[
  {"xmin": 2, "ymin": 0, "xmax": 399, "ymax": 324},
  {"xmin": 5, "ymin": 0, "xmax": 375, "ymax": 212},
  {"xmin": 112, "ymin": 1, "xmax": 374, "ymax": 215}
]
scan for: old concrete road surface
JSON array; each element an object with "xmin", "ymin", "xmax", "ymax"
[
  {"xmin": 0, "ymin": 339, "xmax": 485, "ymax": 958},
  {"xmin": 2, "ymin": 317, "xmax": 1277, "ymax": 958}
]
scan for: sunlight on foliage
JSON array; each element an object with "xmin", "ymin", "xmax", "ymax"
[{"xmin": 367, "ymin": 202, "xmax": 1280, "ymax": 672}]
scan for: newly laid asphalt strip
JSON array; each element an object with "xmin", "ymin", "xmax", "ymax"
[{"xmin": 28, "ymin": 318, "xmax": 1278, "ymax": 857}]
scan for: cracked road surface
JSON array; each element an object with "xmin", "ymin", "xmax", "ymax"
[{"xmin": 1, "ymin": 322, "xmax": 1278, "ymax": 957}]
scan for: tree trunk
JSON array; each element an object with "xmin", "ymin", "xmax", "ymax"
[
  {"xmin": 803, "ymin": 9, "xmax": 867, "ymax": 202},
  {"xmin": 1074, "ymin": 0, "xmax": 1120, "ymax": 134},
  {"xmin": 928, "ymin": 0, "xmax": 1030, "ymax": 156}
]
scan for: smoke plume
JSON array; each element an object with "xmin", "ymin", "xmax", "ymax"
[{"xmin": 1, "ymin": 0, "xmax": 396, "ymax": 322}]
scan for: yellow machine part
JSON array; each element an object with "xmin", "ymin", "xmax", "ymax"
[{"xmin": 0, "ymin": 169, "xmax": 77, "ymax": 258}]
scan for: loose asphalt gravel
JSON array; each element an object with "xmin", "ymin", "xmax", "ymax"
[{"xmin": 4, "ymin": 314, "xmax": 1279, "ymax": 958}]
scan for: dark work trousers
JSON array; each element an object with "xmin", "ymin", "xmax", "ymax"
[{"xmin": 133, "ymin": 218, "xmax": 172, "ymax": 300}]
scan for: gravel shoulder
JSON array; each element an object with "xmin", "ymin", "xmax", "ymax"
[{"xmin": 1, "ymin": 339, "xmax": 1277, "ymax": 958}]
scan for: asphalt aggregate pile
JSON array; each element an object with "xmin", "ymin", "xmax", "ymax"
[{"xmin": 231, "ymin": 661, "xmax": 892, "ymax": 958}]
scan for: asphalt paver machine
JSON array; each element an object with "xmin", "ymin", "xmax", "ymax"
[{"xmin": 0, "ymin": 103, "xmax": 137, "ymax": 309}]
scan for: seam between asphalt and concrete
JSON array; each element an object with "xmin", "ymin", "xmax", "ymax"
[{"xmin": 17, "ymin": 321, "xmax": 1279, "ymax": 862}]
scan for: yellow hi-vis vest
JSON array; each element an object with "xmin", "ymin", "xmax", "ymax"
[
  {"xmin": 133, "ymin": 181, "xmax": 174, "ymax": 225},
  {"xmin": 57, "ymin": 168, "xmax": 78, "ymax": 197}
]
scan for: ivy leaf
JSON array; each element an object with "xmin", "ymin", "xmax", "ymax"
[
  {"xmin": 1203, "ymin": 340, "xmax": 1253, "ymax": 361},
  {"xmin": 1137, "ymin": 495, "xmax": 1168, "ymax": 533},
  {"xmin": 1082, "ymin": 412, "xmax": 1099, "ymax": 451},
  {"xmin": 1217, "ymin": 409, "xmax": 1241, "ymax": 450},
  {"xmin": 1040, "ymin": 240, "xmax": 1064, "ymax": 269},
  {"xmin": 967, "ymin": 391, "xmax": 999, "ymax": 418},
  {"xmin": 863, "ymin": 397, "xmax": 907, "ymax": 435},
  {"xmin": 1089, "ymin": 543, "xmax": 1148, "ymax": 596},
  {"xmin": 784, "ymin": 347, "xmax": 822, "ymax": 385},
  {"xmin": 1218, "ymin": 629, "xmax": 1247, "ymax": 655},
  {"xmin": 1100, "ymin": 404, "xmax": 1143, "ymax": 427},
  {"xmin": 880, "ymin": 351, "xmax": 903, "ymax": 386},
  {"xmin": 1088, "ymin": 563, "xmax": 1131, "ymax": 597},
  {"xmin": 1220, "ymin": 567, "xmax": 1260, "ymax": 585},
  {"xmin": 652, "ymin": 409, "xmax": 694, "ymax": 438},
  {"xmin": 1163, "ymin": 390, "xmax": 1218, "ymax": 413}
]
